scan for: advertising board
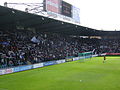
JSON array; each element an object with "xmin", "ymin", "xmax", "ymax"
[
  {"xmin": 65, "ymin": 58, "xmax": 73, "ymax": 62},
  {"xmin": 4, "ymin": 68, "xmax": 14, "ymax": 74},
  {"xmin": 0, "ymin": 69, "xmax": 5, "ymax": 75},
  {"xmin": 73, "ymin": 57, "xmax": 80, "ymax": 61},
  {"xmin": 33, "ymin": 63, "xmax": 43, "ymax": 69},
  {"xmin": 14, "ymin": 65, "xmax": 32, "ymax": 72},
  {"xmin": 43, "ymin": 61, "xmax": 56, "ymax": 66},
  {"xmin": 56, "ymin": 59, "xmax": 65, "ymax": 64}
]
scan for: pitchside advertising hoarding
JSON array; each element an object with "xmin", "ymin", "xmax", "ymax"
[
  {"xmin": 33, "ymin": 63, "xmax": 44, "ymax": 68},
  {"xmin": 56, "ymin": 59, "xmax": 65, "ymax": 64},
  {"xmin": 65, "ymin": 56, "xmax": 73, "ymax": 62},
  {"xmin": 0, "ymin": 68, "xmax": 14, "ymax": 75},
  {"xmin": 73, "ymin": 57, "xmax": 80, "ymax": 61},
  {"xmin": 4, "ymin": 68, "xmax": 14, "ymax": 74},
  {"xmin": 43, "ymin": 61, "xmax": 57, "ymax": 66},
  {"xmin": 14, "ymin": 65, "xmax": 32, "ymax": 72},
  {"xmin": 0, "ymin": 69, "xmax": 5, "ymax": 75}
]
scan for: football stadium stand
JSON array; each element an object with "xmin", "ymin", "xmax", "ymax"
[{"xmin": 0, "ymin": 6, "xmax": 120, "ymax": 69}]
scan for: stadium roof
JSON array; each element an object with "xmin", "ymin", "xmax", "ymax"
[{"xmin": 0, "ymin": 5, "xmax": 111, "ymax": 36}]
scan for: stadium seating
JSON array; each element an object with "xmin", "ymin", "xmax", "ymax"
[{"xmin": 0, "ymin": 29, "xmax": 120, "ymax": 69}]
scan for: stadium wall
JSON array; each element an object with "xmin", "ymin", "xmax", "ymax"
[
  {"xmin": 0, "ymin": 55, "xmax": 98, "ymax": 75},
  {"xmin": 106, "ymin": 53, "xmax": 120, "ymax": 56}
]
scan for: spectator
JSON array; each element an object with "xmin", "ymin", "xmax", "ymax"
[{"xmin": 0, "ymin": 29, "xmax": 120, "ymax": 69}]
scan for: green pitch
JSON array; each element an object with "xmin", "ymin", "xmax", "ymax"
[{"xmin": 0, "ymin": 56, "xmax": 120, "ymax": 90}]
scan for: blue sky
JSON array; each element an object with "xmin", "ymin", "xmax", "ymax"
[{"xmin": 0, "ymin": 0, "xmax": 120, "ymax": 31}]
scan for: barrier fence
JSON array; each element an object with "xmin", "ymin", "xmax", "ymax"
[
  {"xmin": 0, "ymin": 55, "xmax": 98, "ymax": 75},
  {"xmin": 106, "ymin": 53, "xmax": 120, "ymax": 56}
]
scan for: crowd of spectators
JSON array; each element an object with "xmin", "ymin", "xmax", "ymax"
[
  {"xmin": 0, "ymin": 29, "xmax": 120, "ymax": 69},
  {"xmin": 97, "ymin": 39, "xmax": 120, "ymax": 53}
]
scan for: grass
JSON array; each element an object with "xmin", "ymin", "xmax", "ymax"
[{"xmin": 0, "ymin": 56, "xmax": 120, "ymax": 90}]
